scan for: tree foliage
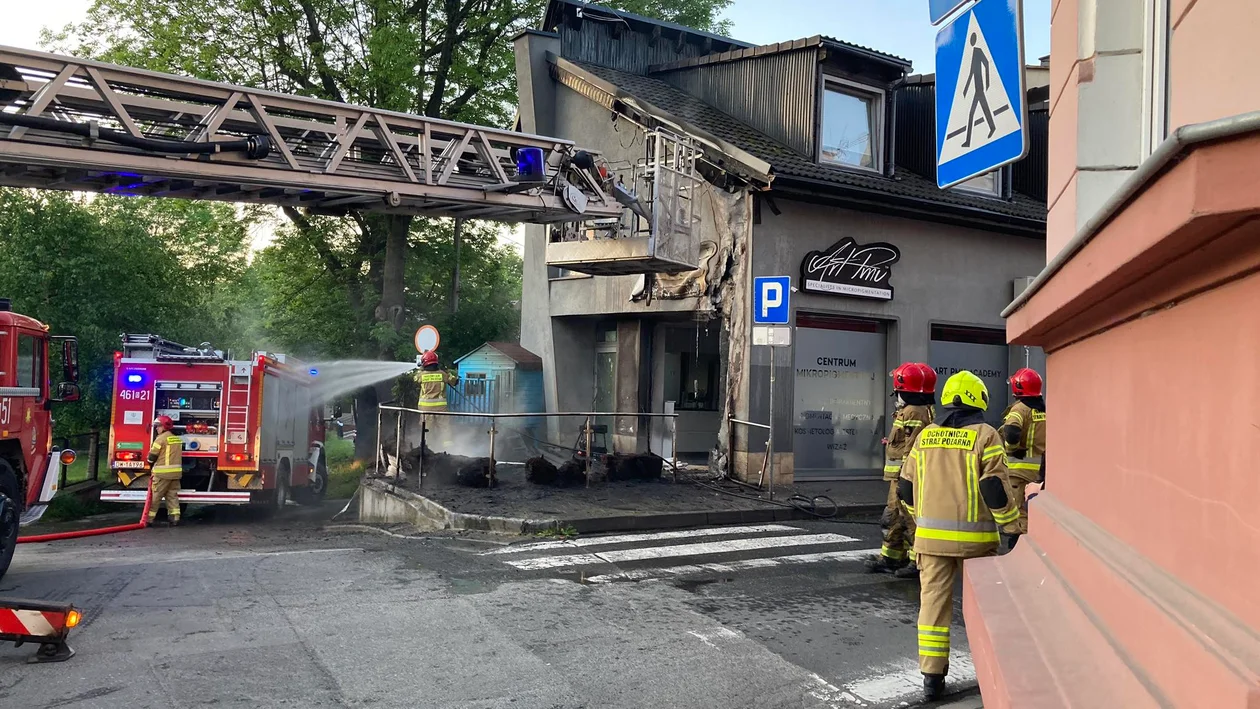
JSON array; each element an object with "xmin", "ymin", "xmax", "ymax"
[{"xmin": 0, "ymin": 190, "xmax": 252, "ymax": 435}]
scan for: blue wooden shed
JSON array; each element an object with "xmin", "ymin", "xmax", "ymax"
[{"xmin": 450, "ymin": 341, "xmax": 544, "ymax": 418}]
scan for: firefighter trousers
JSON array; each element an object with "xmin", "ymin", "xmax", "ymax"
[
  {"xmin": 1002, "ymin": 478, "xmax": 1031, "ymax": 536},
  {"xmin": 149, "ymin": 476, "xmax": 181, "ymax": 521},
  {"xmin": 881, "ymin": 480, "xmax": 916, "ymax": 562},
  {"xmin": 916, "ymin": 554, "xmax": 964, "ymax": 675}
]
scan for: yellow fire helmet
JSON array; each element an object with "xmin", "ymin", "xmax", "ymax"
[{"xmin": 941, "ymin": 370, "xmax": 990, "ymax": 411}]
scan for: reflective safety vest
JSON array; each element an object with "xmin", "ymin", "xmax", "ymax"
[
  {"xmin": 148, "ymin": 433, "xmax": 184, "ymax": 479},
  {"xmin": 1002, "ymin": 401, "xmax": 1046, "ymax": 483},
  {"xmin": 416, "ymin": 369, "xmax": 459, "ymax": 408},
  {"xmin": 883, "ymin": 404, "xmax": 934, "ymax": 481},
  {"xmin": 900, "ymin": 422, "xmax": 1020, "ymax": 558}
]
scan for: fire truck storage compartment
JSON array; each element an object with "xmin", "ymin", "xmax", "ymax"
[
  {"xmin": 260, "ymin": 370, "xmax": 311, "ymax": 483},
  {"xmin": 155, "ymin": 381, "xmax": 222, "ymax": 454}
]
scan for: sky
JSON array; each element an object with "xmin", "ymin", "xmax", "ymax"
[{"xmin": 3, "ymin": 1, "xmax": 1051, "ymax": 73}]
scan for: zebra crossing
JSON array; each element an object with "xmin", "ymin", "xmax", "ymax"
[{"xmin": 482, "ymin": 523, "xmax": 881, "ymax": 583}]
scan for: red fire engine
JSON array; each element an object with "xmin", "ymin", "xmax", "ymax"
[
  {"xmin": 100, "ymin": 334, "xmax": 328, "ymax": 510},
  {"xmin": 0, "ymin": 300, "xmax": 81, "ymax": 581}
]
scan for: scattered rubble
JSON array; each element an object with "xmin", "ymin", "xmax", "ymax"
[
  {"xmin": 604, "ymin": 453, "xmax": 663, "ymax": 482},
  {"xmin": 525, "ymin": 457, "xmax": 587, "ymax": 487}
]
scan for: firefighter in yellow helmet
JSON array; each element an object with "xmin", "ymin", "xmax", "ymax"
[
  {"xmin": 997, "ymin": 368, "xmax": 1046, "ymax": 549},
  {"xmin": 898, "ymin": 370, "xmax": 1020, "ymax": 701},
  {"xmin": 147, "ymin": 415, "xmax": 184, "ymax": 527}
]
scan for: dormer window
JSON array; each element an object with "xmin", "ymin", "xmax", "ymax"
[
  {"xmin": 953, "ymin": 169, "xmax": 1002, "ymax": 197},
  {"xmin": 820, "ymin": 77, "xmax": 884, "ymax": 172}
]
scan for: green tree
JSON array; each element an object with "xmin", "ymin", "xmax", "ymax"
[
  {"xmin": 52, "ymin": 0, "xmax": 730, "ymax": 457},
  {"xmin": 0, "ymin": 190, "xmax": 253, "ymax": 435}
]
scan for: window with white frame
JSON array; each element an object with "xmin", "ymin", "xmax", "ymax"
[
  {"xmin": 952, "ymin": 169, "xmax": 1002, "ymax": 197},
  {"xmin": 1141, "ymin": 0, "xmax": 1170, "ymax": 157},
  {"xmin": 820, "ymin": 78, "xmax": 884, "ymax": 171}
]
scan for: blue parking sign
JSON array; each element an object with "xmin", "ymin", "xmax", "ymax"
[{"xmin": 753, "ymin": 277, "xmax": 791, "ymax": 325}]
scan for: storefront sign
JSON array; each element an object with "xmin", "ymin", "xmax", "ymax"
[{"xmin": 800, "ymin": 238, "xmax": 901, "ymax": 301}]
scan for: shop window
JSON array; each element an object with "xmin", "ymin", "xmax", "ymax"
[
  {"xmin": 792, "ymin": 313, "xmax": 887, "ymax": 479},
  {"xmin": 16, "ymin": 334, "xmax": 41, "ymax": 391},
  {"xmin": 929, "ymin": 324, "xmax": 1008, "ymax": 427},
  {"xmin": 674, "ymin": 351, "xmax": 719, "ymax": 411},
  {"xmin": 820, "ymin": 78, "xmax": 884, "ymax": 172}
]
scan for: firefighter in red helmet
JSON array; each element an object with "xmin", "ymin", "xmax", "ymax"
[
  {"xmin": 866, "ymin": 362, "xmax": 937, "ymax": 578},
  {"xmin": 147, "ymin": 415, "xmax": 184, "ymax": 527},
  {"xmin": 997, "ymin": 367, "xmax": 1046, "ymax": 549},
  {"xmin": 411, "ymin": 350, "xmax": 460, "ymax": 467}
]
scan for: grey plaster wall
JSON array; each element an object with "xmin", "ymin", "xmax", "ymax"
[{"xmin": 746, "ymin": 197, "xmax": 1046, "ymax": 457}]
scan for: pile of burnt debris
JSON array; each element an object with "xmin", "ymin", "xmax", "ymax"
[
  {"xmin": 394, "ymin": 445, "xmax": 497, "ymax": 488},
  {"xmin": 524, "ymin": 453, "xmax": 663, "ymax": 487}
]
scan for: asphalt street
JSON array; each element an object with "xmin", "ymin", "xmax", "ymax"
[{"xmin": 0, "ymin": 502, "xmax": 978, "ymax": 708}]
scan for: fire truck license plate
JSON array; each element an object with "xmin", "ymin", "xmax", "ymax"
[{"xmin": 112, "ymin": 461, "xmax": 145, "ymax": 469}]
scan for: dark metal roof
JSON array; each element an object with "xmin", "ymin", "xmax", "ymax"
[
  {"xmin": 648, "ymin": 35, "xmax": 910, "ymax": 74},
  {"xmin": 456, "ymin": 341, "xmax": 544, "ymax": 369},
  {"xmin": 543, "ymin": 0, "xmax": 750, "ymax": 52},
  {"xmin": 560, "ymin": 60, "xmax": 1045, "ymax": 225}
]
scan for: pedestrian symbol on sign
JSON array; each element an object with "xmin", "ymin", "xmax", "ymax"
[{"xmin": 939, "ymin": 13, "xmax": 1020, "ymax": 165}]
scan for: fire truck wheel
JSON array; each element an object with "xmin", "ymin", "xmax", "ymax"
[
  {"xmin": 0, "ymin": 460, "xmax": 20, "ymax": 581},
  {"xmin": 295, "ymin": 457, "xmax": 328, "ymax": 506},
  {"xmin": 270, "ymin": 463, "xmax": 291, "ymax": 514}
]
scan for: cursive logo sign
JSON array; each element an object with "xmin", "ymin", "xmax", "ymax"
[{"xmin": 800, "ymin": 237, "xmax": 901, "ymax": 301}]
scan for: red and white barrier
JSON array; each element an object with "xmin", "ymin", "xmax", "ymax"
[
  {"xmin": 0, "ymin": 599, "xmax": 81, "ymax": 662},
  {"xmin": 100, "ymin": 489, "xmax": 251, "ymax": 505}
]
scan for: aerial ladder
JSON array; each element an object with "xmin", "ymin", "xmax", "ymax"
[{"xmin": 0, "ymin": 45, "xmax": 630, "ymax": 224}]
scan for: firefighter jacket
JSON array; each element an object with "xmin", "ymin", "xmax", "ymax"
[
  {"xmin": 1001, "ymin": 401, "xmax": 1046, "ymax": 484},
  {"xmin": 148, "ymin": 432, "xmax": 184, "ymax": 479},
  {"xmin": 899, "ymin": 419, "xmax": 1020, "ymax": 558},
  {"xmin": 883, "ymin": 404, "xmax": 934, "ymax": 481},
  {"xmin": 416, "ymin": 369, "xmax": 460, "ymax": 408}
]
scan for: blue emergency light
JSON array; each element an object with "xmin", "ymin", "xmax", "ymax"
[
  {"xmin": 309, "ymin": 368, "xmax": 319, "ymax": 377},
  {"xmin": 515, "ymin": 147, "xmax": 546, "ymax": 183},
  {"xmin": 124, "ymin": 372, "xmax": 144, "ymax": 387}
]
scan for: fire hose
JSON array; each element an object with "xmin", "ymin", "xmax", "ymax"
[{"xmin": 16, "ymin": 478, "xmax": 154, "ymax": 544}]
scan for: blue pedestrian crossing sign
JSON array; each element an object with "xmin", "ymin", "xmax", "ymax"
[
  {"xmin": 934, "ymin": 0, "xmax": 1027, "ymax": 189},
  {"xmin": 753, "ymin": 276, "xmax": 790, "ymax": 324}
]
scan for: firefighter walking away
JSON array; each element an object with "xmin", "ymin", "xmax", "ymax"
[
  {"xmin": 148, "ymin": 416, "xmax": 183, "ymax": 527},
  {"xmin": 898, "ymin": 371, "xmax": 1019, "ymax": 701},
  {"xmin": 998, "ymin": 367, "xmax": 1046, "ymax": 550},
  {"xmin": 866, "ymin": 362, "xmax": 936, "ymax": 578}
]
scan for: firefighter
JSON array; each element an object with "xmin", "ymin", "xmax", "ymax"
[
  {"xmin": 147, "ymin": 415, "xmax": 184, "ymax": 527},
  {"xmin": 899, "ymin": 370, "xmax": 1019, "ymax": 701},
  {"xmin": 866, "ymin": 362, "xmax": 936, "ymax": 578},
  {"xmin": 997, "ymin": 367, "xmax": 1046, "ymax": 549},
  {"xmin": 412, "ymin": 350, "xmax": 460, "ymax": 463}
]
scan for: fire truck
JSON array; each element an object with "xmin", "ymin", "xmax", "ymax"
[
  {"xmin": 0, "ymin": 300, "xmax": 81, "ymax": 581},
  {"xmin": 100, "ymin": 334, "xmax": 328, "ymax": 512}
]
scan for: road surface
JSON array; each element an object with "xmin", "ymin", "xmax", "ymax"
[{"xmin": 0, "ymin": 503, "xmax": 977, "ymax": 708}]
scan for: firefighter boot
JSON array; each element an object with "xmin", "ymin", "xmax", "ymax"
[
  {"xmin": 864, "ymin": 553, "xmax": 906, "ymax": 573},
  {"xmin": 923, "ymin": 672, "xmax": 947, "ymax": 701},
  {"xmin": 894, "ymin": 561, "xmax": 920, "ymax": 580}
]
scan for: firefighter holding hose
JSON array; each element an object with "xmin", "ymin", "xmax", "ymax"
[
  {"xmin": 147, "ymin": 416, "xmax": 184, "ymax": 527},
  {"xmin": 403, "ymin": 351, "xmax": 459, "ymax": 474}
]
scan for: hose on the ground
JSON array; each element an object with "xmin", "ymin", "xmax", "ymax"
[
  {"xmin": 17, "ymin": 478, "xmax": 154, "ymax": 543},
  {"xmin": 689, "ymin": 477, "xmax": 884, "ymax": 526}
]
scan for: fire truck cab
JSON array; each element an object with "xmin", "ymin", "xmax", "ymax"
[
  {"xmin": 0, "ymin": 299, "xmax": 80, "ymax": 581},
  {"xmin": 101, "ymin": 334, "xmax": 327, "ymax": 510}
]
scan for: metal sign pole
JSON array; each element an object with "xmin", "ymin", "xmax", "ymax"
[{"xmin": 767, "ymin": 343, "xmax": 776, "ymax": 501}]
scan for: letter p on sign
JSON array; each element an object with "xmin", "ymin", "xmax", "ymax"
[{"xmin": 753, "ymin": 276, "xmax": 791, "ymax": 324}]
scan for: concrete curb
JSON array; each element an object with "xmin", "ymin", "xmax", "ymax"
[{"xmin": 358, "ymin": 478, "xmax": 884, "ymax": 535}]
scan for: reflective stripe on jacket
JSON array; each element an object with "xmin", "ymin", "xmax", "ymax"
[
  {"xmin": 148, "ymin": 434, "xmax": 184, "ymax": 479},
  {"xmin": 1002, "ymin": 402, "xmax": 1046, "ymax": 483},
  {"xmin": 900, "ymin": 422, "xmax": 1019, "ymax": 558},
  {"xmin": 416, "ymin": 370, "xmax": 459, "ymax": 408},
  {"xmin": 883, "ymin": 404, "xmax": 934, "ymax": 481}
]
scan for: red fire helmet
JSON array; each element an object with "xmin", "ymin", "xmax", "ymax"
[
  {"xmin": 1009, "ymin": 367, "xmax": 1044, "ymax": 397},
  {"xmin": 891, "ymin": 362, "xmax": 937, "ymax": 394},
  {"xmin": 420, "ymin": 350, "xmax": 439, "ymax": 367},
  {"xmin": 153, "ymin": 415, "xmax": 174, "ymax": 431}
]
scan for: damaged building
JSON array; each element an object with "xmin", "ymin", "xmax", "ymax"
[{"xmin": 513, "ymin": 0, "xmax": 1049, "ymax": 484}]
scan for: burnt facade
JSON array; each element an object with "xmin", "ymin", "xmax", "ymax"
[{"xmin": 515, "ymin": 0, "xmax": 1048, "ymax": 482}]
